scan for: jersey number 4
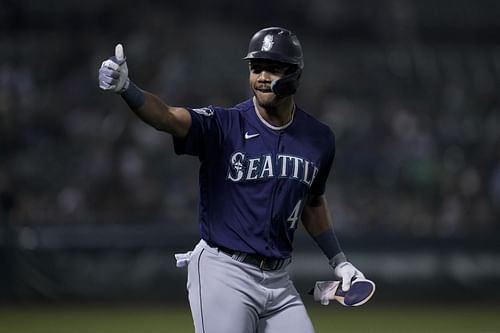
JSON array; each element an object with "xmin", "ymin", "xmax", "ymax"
[{"xmin": 287, "ymin": 200, "xmax": 302, "ymax": 229}]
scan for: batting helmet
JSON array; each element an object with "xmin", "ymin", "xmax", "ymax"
[{"xmin": 243, "ymin": 27, "xmax": 304, "ymax": 97}]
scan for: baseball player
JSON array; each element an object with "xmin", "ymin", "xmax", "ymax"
[{"xmin": 99, "ymin": 27, "xmax": 370, "ymax": 333}]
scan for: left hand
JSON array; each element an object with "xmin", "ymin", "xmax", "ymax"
[{"xmin": 334, "ymin": 261, "xmax": 365, "ymax": 292}]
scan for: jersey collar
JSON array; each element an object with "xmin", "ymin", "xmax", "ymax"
[{"xmin": 252, "ymin": 97, "xmax": 295, "ymax": 131}]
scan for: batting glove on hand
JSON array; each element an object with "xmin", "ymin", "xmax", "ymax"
[
  {"xmin": 333, "ymin": 261, "xmax": 365, "ymax": 292},
  {"xmin": 99, "ymin": 44, "xmax": 130, "ymax": 93}
]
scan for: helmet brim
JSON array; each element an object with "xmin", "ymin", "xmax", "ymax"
[{"xmin": 243, "ymin": 51, "xmax": 303, "ymax": 69}]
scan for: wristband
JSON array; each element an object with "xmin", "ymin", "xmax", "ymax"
[
  {"xmin": 120, "ymin": 80, "xmax": 145, "ymax": 110},
  {"xmin": 313, "ymin": 228, "xmax": 344, "ymax": 264}
]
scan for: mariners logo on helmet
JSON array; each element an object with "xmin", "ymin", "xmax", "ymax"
[{"xmin": 261, "ymin": 35, "xmax": 274, "ymax": 52}]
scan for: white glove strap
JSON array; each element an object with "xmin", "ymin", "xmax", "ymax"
[{"xmin": 328, "ymin": 252, "xmax": 347, "ymax": 268}]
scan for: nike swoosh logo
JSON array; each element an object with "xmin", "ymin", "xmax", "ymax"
[{"xmin": 244, "ymin": 132, "xmax": 260, "ymax": 140}]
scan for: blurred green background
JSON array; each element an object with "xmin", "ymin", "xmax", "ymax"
[{"xmin": 1, "ymin": 304, "xmax": 500, "ymax": 333}]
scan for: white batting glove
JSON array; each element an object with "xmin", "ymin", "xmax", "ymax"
[
  {"xmin": 98, "ymin": 44, "xmax": 130, "ymax": 93},
  {"xmin": 333, "ymin": 261, "xmax": 365, "ymax": 292}
]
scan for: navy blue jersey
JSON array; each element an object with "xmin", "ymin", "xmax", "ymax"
[{"xmin": 174, "ymin": 98, "xmax": 335, "ymax": 258}]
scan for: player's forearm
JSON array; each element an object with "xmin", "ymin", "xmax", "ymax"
[
  {"xmin": 302, "ymin": 195, "xmax": 346, "ymax": 264},
  {"xmin": 122, "ymin": 85, "xmax": 191, "ymax": 138},
  {"xmin": 301, "ymin": 195, "xmax": 333, "ymax": 236}
]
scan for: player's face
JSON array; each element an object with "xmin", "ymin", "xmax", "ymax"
[{"xmin": 249, "ymin": 60, "xmax": 289, "ymax": 107}]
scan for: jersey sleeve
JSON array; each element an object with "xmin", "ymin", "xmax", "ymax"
[
  {"xmin": 309, "ymin": 129, "xmax": 336, "ymax": 195},
  {"xmin": 173, "ymin": 106, "xmax": 225, "ymax": 159}
]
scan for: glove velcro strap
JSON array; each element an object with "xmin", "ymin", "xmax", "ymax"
[{"xmin": 329, "ymin": 252, "xmax": 347, "ymax": 268}]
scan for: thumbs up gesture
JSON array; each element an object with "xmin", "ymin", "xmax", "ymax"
[{"xmin": 99, "ymin": 44, "xmax": 130, "ymax": 93}]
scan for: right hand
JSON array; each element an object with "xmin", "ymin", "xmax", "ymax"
[{"xmin": 98, "ymin": 44, "xmax": 130, "ymax": 93}]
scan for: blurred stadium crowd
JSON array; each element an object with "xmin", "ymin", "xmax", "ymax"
[{"xmin": 1, "ymin": 0, "xmax": 500, "ymax": 238}]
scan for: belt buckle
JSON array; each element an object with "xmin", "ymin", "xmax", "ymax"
[
  {"xmin": 259, "ymin": 258, "xmax": 267, "ymax": 270},
  {"xmin": 260, "ymin": 257, "xmax": 279, "ymax": 271},
  {"xmin": 259, "ymin": 257, "xmax": 270, "ymax": 271}
]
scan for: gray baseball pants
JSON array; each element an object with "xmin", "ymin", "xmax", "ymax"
[{"xmin": 183, "ymin": 239, "xmax": 315, "ymax": 333}]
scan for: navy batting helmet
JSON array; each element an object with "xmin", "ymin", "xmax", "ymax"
[
  {"xmin": 243, "ymin": 27, "xmax": 304, "ymax": 69},
  {"xmin": 243, "ymin": 27, "xmax": 304, "ymax": 97}
]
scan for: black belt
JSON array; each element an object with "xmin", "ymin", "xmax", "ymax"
[{"xmin": 206, "ymin": 241, "xmax": 290, "ymax": 271}]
